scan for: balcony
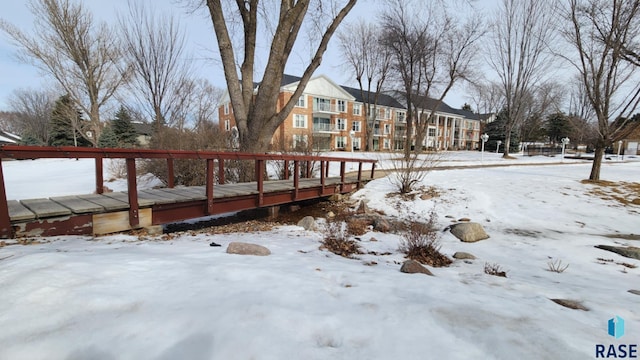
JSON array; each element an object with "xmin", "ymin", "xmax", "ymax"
[
  {"xmin": 312, "ymin": 102, "xmax": 339, "ymax": 115},
  {"xmin": 313, "ymin": 123, "xmax": 340, "ymax": 133}
]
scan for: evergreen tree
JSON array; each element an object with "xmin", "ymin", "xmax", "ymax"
[
  {"xmin": 484, "ymin": 109, "xmax": 520, "ymax": 152},
  {"xmin": 545, "ymin": 112, "xmax": 573, "ymax": 144},
  {"xmin": 97, "ymin": 123, "xmax": 118, "ymax": 148},
  {"xmin": 49, "ymin": 95, "xmax": 82, "ymax": 146},
  {"xmin": 110, "ymin": 106, "xmax": 139, "ymax": 148},
  {"xmin": 19, "ymin": 133, "xmax": 45, "ymax": 146}
]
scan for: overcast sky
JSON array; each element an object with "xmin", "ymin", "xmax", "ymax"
[{"xmin": 0, "ymin": 0, "xmax": 495, "ymax": 113}]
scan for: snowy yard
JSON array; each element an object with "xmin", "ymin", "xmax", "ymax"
[{"xmin": 0, "ymin": 152, "xmax": 638, "ymax": 359}]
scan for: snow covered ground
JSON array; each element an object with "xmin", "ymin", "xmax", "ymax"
[{"xmin": 0, "ymin": 152, "xmax": 639, "ymax": 359}]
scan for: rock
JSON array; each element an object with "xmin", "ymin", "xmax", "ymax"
[
  {"xmin": 595, "ymin": 245, "xmax": 640, "ymax": 260},
  {"xmin": 372, "ymin": 217, "xmax": 391, "ymax": 233},
  {"xmin": 356, "ymin": 200, "xmax": 370, "ymax": 214},
  {"xmin": 453, "ymin": 252, "xmax": 476, "ymax": 260},
  {"xmin": 329, "ymin": 194, "xmax": 343, "ymax": 201},
  {"xmin": 458, "ymin": 217, "xmax": 471, "ymax": 222},
  {"xmin": 400, "ymin": 260, "xmax": 433, "ymax": 275},
  {"xmin": 289, "ymin": 205, "xmax": 301, "ymax": 212},
  {"xmin": 449, "ymin": 223, "xmax": 490, "ymax": 243},
  {"xmin": 445, "ymin": 215, "xmax": 455, "ymax": 219},
  {"xmin": 297, "ymin": 216, "xmax": 318, "ymax": 231},
  {"xmin": 628, "ymin": 290, "xmax": 640, "ymax": 296},
  {"xmin": 550, "ymin": 299, "xmax": 589, "ymax": 311},
  {"xmin": 226, "ymin": 242, "xmax": 271, "ymax": 256},
  {"xmin": 326, "ymin": 211, "xmax": 335, "ymax": 219},
  {"xmin": 420, "ymin": 194, "xmax": 432, "ymax": 200}
]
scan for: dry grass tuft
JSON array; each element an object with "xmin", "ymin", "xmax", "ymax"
[
  {"xmin": 547, "ymin": 259, "xmax": 570, "ymax": 273},
  {"xmin": 320, "ymin": 220, "xmax": 362, "ymax": 258},
  {"xmin": 484, "ymin": 262, "xmax": 508, "ymax": 277},
  {"xmin": 398, "ymin": 210, "xmax": 452, "ymax": 267}
]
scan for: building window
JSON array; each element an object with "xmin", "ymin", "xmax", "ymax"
[
  {"xmin": 296, "ymin": 95, "xmax": 306, "ymax": 107},
  {"xmin": 384, "ymin": 108, "xmax": 391, "ymax": 120},
  {"xmin": 336, "ymin": 118, "xmax": 347, "ymax": 131},
  {"xmin": 294, "ymin": 114, "xmax": 307, "ymax": 128},
  {"xmin": 353, "ymin": 137, "xmax": 361, "ymax": 150},
  {"xmin": 353, "ymin": 103, "xmax": 362, "ymax": 116},
  {"xmin": 383, "ymin": 138, "xmax": 390, "ymax": 149},
  {"xmin": 338, "ymin": 100, "xmax": 346, "ymax": 113},
  {"xmin": 293, "ymin": 134, "xmax": 308, "ymax": 148},
  {"xmin": 224, "ymin": 103, "xmax": 230, "ymax": 115},
  {"xmin": 428, "ymin": 128, "xmax": 436, "ymax": 137},
  {"xmin": 224, "ymin": 120, "xmax": 230, "ymax": 131},
  {"xmin": 336, "ymin": 136, "xmax": 346, "ymax": 149},
  {"xmin": 397, "ymin": 111, "xmax": 406, "ymax": 122},
  {"xmin": 352, "ymin": 121, "xmax": 361, "ymax": 132},
  {"xmin": 384, "ymin": 124, "xmax": 391, "ymax": 135}
]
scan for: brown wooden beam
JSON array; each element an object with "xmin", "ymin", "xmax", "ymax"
[
  {"xmin": 126, "ymin": 158, "xmax": 139, "ymax": 227},
  {"xmin": 95, "ymin": 157, "xmax": 104, "ymax": 194},
  {"xmin": 206, "ymin": 159, "xmax": 214, "ymax": 215}
]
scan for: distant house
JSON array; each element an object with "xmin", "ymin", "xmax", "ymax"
[
  {"xmin": 131, "ymin": 122, "xmax": 153, "ymax": 147},
  {"xmin": 0, "ymin": 130, "xmax": 21, "ymax": 145},
  {"xmin": 614, "ymin": 118, "xmax": 640, "ymax": 155}
]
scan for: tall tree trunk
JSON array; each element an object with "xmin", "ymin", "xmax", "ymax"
[{"xmin": 589, "ymin": 146, "xmax": 604, "ymax": 181}]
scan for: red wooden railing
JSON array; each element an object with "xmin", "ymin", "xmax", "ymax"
[{"xmin": 0, "ymin": 145, "xmax": 376, "ymax": 237}]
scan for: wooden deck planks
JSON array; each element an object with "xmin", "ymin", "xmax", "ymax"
[
  {"xmin": 8, "ymin": 200, "xmax": 36, "ymax": 221},
  {"xmin": 102, "ymin": 192, "xmax": 155, "ymax": 207},
  {"xmin": 50, "ymin": 195, "xmax": 105, "ymax": 214},
  {"xmin": 77, "ymin": 194, "xmax": 129, "ymax": 211},
  {"xmin": 20, "ymin": 198, "xmax": 72, "ymax": 218},
  {"xmin": 157, "ymin": 187, "xmax": 206, "ymax": 201}
]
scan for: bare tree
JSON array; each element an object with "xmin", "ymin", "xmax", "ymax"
[
  {"xmin": 0, "ymin": 0, "xmax": 128, "ymax": 146},
  {"xmin": 560, "ymin": 0, "xmax": 640, "ymax": 180},
  {"xmin": 204, "ymin": 0, "xmax": 357, "ymax": 153},
  {"xmin": 338, "ymin": 20, "xmax": 392, "ymax": 151},
  {"xmin": 7, "ymin": 88, "xmax": 55, "ymax": 144},
  {"xmin": 119, "ymin": 2, "xmax": 192, "ymax": 129},
  {"xmin": 488, "ymin": 0, "xmax": 556, "ymax": 157},
  {"xmin": 382, "ymin": 0, "xmax": 484, "ymax": 158},
  {"xmin": 467, "ymin": 80, "xmax": 504, "ymax": 116}
]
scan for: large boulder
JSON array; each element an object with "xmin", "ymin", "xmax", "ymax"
[
  {"xmin": 297, "ymin": 216, "xmax": 318, "ymax": 231},
  {"xmin": 595, "ymin": 245, "xmax": 640, "ymax": 260},
  {"xmin": 449, "ymin": 223, "xmax": 489, "ymax": 243},
  {"xmin": 400, "ymin": 260, "xmax": 433, "ymax": 276},
  {"xmin": 226, "ymin": 242, "xmax": 271, "ymax": 256},
  {"xmin": 453, "ymin": 251, "xmax": 477, "ymax": 260}
]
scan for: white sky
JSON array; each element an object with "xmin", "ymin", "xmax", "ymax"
[{"xmin": 0, "ymin": 0, "xmax": 497, "ymax": 112}]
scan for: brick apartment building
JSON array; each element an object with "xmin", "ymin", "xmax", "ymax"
[{"xmin": 218, "ymin": 74, "xmax": 482, "ymax": 152}]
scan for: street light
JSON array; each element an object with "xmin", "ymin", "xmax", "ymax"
[
  {"xmin": 481, "ymin": 133, "xmax": 489, "ymax": 162},
  {"xmin": 496, "ymin": 140, "xmax": 502, "ymax": 154},
  {"xmin": 561, "ymin": 137, "xmax": 570, "ymax": 162},
  {"xmin": 617, "ymin": 140, "xmax": 623, "ymax": 161}
]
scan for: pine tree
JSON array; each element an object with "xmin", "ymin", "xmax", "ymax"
[
  {"xmin": 97, "ymin": 123, "xmax": 118, "ymax": 148},
  {"xmin": 111, "ymin": 106, "xmax": 139, "ymax": 148},
  {"xmin": 48, "ymin": 95, "xmax": 78, "ymax": 146}
]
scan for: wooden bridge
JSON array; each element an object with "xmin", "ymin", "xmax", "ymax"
[{"xmin": 0, "ymin": 146, "xmax": 376, "ymax": 238}]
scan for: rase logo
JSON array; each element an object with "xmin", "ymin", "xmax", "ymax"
[{"xmin": 596, "ymin": 316, "xmax": 638, "ymax": 359}]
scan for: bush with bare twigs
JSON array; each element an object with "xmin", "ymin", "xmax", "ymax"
[
  {"xmin": 484, "ymin": 262, "xmax": 508, "ymax": 277},
  {"xmin": 398, "ymin": 210, "xmax": 451, "ymax": 267},
  {"xmin": 547, "ymin": 259, "xmax": 570, "ymax": 273},
  {"xmin": 320, "ymin": 220, "xmax": 362, "ymax": 258},
  {"xmin": 387, "ymin": 152, "xmax": 442, "ymax": 194}
]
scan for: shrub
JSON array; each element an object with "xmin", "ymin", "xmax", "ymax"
[
  {"xmin": 484, "ymin": 262, "xmax": 508, "ymax": 277},
  {"xmin": 398, "ymin": 211, "xmax": 451, "ymax": 267},
  {"xmin": 347, "ymin": 218, "xmax": 370, "ymax": 236},
  {"xmin": 546, "ymin": 259, "xmax": 569, "ymax": 273},
  {"xmin": 387, "ymin": 152, "xmax": 441, "ymax": 194},
  {"xmin": 320, "ymin": 220, "xmax": 362, "ymax": 258}
]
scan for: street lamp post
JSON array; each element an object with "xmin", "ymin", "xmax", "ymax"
[
  {"xmin": 481, "ymin": 134, "xmax": 489, "ymax": 162},
  {"xmin": 496, "ymin": 140, "xmax": 502, "ymax": 154},
  {"xmin": 617, "ymin": 140, "xmax": 623, "ymax": 161},
  {"xmin": 561, "ymin": 137, "xmax": 570, "ymax": 162}
]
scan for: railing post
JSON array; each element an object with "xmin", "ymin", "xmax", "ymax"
[
  {"xmin": 0, "ymin": 159, "xmax": 12, "ymax": 238},
  {"xmin": 357, "ymin": 162, "xmax": 363, "ymax": 189},
  {"xmin": 325, "ymin": 161, "xmax": 330, "ymax": 177},
  {"xmin": 306, "ymin": 160, "xmax": 311, "ymax": 178},
  {"xmin": 167, "ymin": 158, "xmax": 175, "ymax": 188},
  {"xmin": 206, "ymin": 159, "xmax": 214, "ymax": 215},
  {"xmin": 256, "ymin": 159, "xmax": 264, "ymax": 206},
  {"xmin": 95, "ymin": 157, "xmax": 104, "ymax": 194},
  {"xmin": 370, "ymin": 163, "xmax": 376, "ymax": 179},
  {"xmin": 218, "ymin": 159, "xmax": 225, "ymax": 184},
  {"xmin": 340, "ymin": 161, "xmax": 346, "ymax": 193},
  {"xmin": 283, "ymin": 160, "xmax": 289, "ymax": 180},
  {"xmin": 293, "ymin": 161, "xmax": 299, "ymax": 200},
  {"xmin": 126, "ymin": 158, "xmax": 139, "ymax": 228},
  {"xmin": 320, "ymin": 160, "xmax": 325, "ymax": 194}
]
